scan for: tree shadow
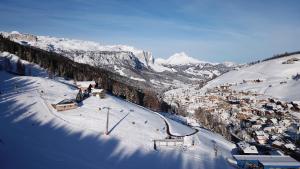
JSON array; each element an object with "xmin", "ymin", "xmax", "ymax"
[{"xmin": 0, "ymin": 74, "xmax": 234, "ymax": 169}]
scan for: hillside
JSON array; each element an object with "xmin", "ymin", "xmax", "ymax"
[
  {"xmin": 204, "ymin": 54, "xmax": 300, "ymax": 102},
  {"xmin": 0, "ymin": 55, "xmax": 235, "ymax": 169}
]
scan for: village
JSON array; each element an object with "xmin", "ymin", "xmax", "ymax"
[{"xmin": 194, "ymin": 80, "xmax": 300, "ymax": 159}]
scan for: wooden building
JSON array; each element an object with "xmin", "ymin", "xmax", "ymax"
[
  {"xmin": 52, "ymin": 99, "xmax": 78, "ymax": 111},
  {"xmin": 91, "ymin": 89, "xmax": 106, "ymax": 99}
]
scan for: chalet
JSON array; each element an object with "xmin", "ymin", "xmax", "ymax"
[
  {"xmin": 75, "ymin": 81, "xmax": 96, "ymax": 91},
  {"xmin": 219, "ymin": 85, "xmax": 230, "ymax": 91},
  {"xmin": 91, "ymin": 89, "xmax": 106, "ymax": 99},
  {"xmin": 52, "ymin": 99, "xmax": 78, "ymax": 111},
  {"xmin": 237, "ymin": 142, "xmax": 258, "ymax": 155}
]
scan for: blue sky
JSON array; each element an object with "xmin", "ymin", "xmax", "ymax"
[{"xmin": 0, "ymin": 0, "xmax": 300, "ymax": 63}]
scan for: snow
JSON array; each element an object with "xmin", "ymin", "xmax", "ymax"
[
  {"xmin": 0, "ymin": 66, "xmax": 235, "ymax": 169},
  {"xmin": 11, "ymin": 31, "xmax": 21, "ymax": 35},
  {"xmin": 130, "ymin": 77, "xmax": 146, "ymax": 82},
  {"xmin": 75, "ymin": 81, "xmax": 96, "ymax": 87},
  {"xmin": 203, "ymin": 54, "xmax": 300, "ymax": 102},
  {"xmin": 156, "ymin": 52, "xmax": 206, "ymax": 65},
  {"xmin": 114, "ymin": 66, "xmax": 127, "ymax": 76}
]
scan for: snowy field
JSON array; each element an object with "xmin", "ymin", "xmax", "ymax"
[{"xmin": 0, "ymin": 69, "xmax": 235, "ymax": 169}]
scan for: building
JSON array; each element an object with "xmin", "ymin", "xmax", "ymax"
[
  {"xmin": 52, "ymin": 99, "xmax": 78, "ymax": 111},
  {"xmin": 91, "ymin": 89, "xmax": 106, "ymax": 99},
  {"xmin": 75, "ymin": 81, "xmax": 96, "ymax": 91},
  {"xmin": 234, "ymin": 155, "xmax": 300, "ymax": 169},
  {"xmin": 237, "ymin": 141, "xmax": 258, "ymax": 155},
  {"xmin": 255, "ymin": 131, "xmax": 268, "ymax": 145}
]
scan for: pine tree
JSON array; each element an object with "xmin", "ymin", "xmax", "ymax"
[{"xmin": 76, "ymin": 89, "xmax": 83, "ymax": 102}]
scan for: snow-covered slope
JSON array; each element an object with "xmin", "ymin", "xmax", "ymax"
[
  {"xmin": 0, "ymin": 53, "xmax": 235, "ymax": 169},
  {"xmin": 204, "ymin": 54, "xmax": 300, "ymax": 101}
]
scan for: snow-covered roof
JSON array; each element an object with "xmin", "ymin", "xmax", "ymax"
[
  {"xmin": 284, "ymin": 143, "xmax": 296, "ymax": 150},
  {"xmin": 272, "ymin": 140, "xmax": 284, "ymax": 146},
  {"xmin": 270, "ymin": 118, "xmax": 278, "ymax": 124},
  {"xmin": 76, "ymin": 81, "xmax": 96, "ymax": 88},
  {"xmin": 237, "ymin": 141, "xmax": 258, "ymax": 154},
  {"xmin": 57, "ymin": 99, "xmax": 76, "ymax": 105},
  {"xmin": 233, "ymin": 155, "xmax": 300, "ymax": 167},
  {"xmin": 91, "ymin": 89, "xmax": 104, "ymax": 93}
]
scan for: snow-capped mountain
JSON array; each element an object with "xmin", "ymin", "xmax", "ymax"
[
  {"xmin": 1, "ymin": 31, "xmax": 154, "ymax": 70},
  {"xmin": 156, "ymin": 52, "xmax": 206, "ymax": 65}
]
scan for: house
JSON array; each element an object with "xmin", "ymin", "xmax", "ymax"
[
  {"xmin": 275, "ymin": 126, "xmax": 285, "ymax": 134},
  {"xmin": 219, "ymin": 85, "xmax": 230, "ymax": 91},
  {"xmin": 91, "ymin": 89, "xmax": 106, "ymax": 98},
  {"xmin": 227, "ymin": 96, "xmax": 240, "ymax": 104},
  {"xmin": 237, "ymin": 141, "xmax": 258, "ymax": 155},
  {"xmin": 284, "ymin": 143, "xmax": 296, "ymax": 151},
  {"xmin": 252, "ymin": 124, "xmax": 262, "ymax": 130},
  {"xmin": 272, "ymin": 140, "xmax": 284, "ymax": 148},
  {"xmin": 279, "ymin": 119, "xmax": 291, "ymax": 127},
  {"xmin": 263, "ymin": 126, "xmax": 275, "ymax": 133},
  {"xmin": 52, "ymin": 99, "xmax": 78, "ymax": 111},
  {"xmin": 264, "ymin": 103, "xmax": 276, "ymax": 110},
  {"xmin": 75, "ymin": 81, "xmax": 96, "ymax": 91},
  {"xmin": 269, "ymin": 118, "xmax": 278, "ymax": 125},
  {"xmin": 254, "ymin": 131, "xmax": 268, "ymax": 145}
]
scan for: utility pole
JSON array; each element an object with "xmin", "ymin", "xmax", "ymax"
[{"xmin": 103, "ymin": 107, "xmax": 111, "ymax": 135}]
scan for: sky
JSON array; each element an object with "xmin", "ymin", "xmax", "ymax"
[{"xmin": 0, "ymin": 0, "xmax": 300, "ymax": 63}]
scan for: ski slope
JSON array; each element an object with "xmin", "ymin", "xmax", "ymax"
[
  {"xmin": 0, "ymin": 70, "xmax": 235, "ymax": 169},
  {"xmin": 204, "ymin": 54, "xmax": 300, "ymax": 102}
]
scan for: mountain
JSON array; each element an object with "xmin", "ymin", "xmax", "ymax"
[{"xmin": 156, "ymin": 52, "xmax": 206, "ymax": 65}]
